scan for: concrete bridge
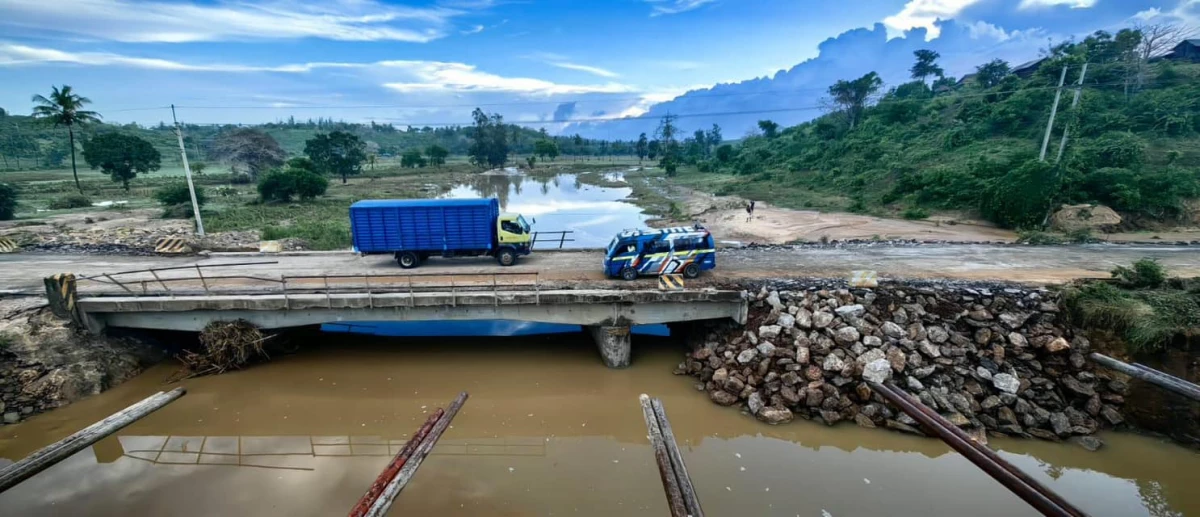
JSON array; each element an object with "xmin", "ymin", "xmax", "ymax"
[{"xmin": 45, "ymin": 269, "xmax": 746, "ymax": 368}]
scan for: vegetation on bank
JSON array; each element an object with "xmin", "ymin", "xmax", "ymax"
[
  {"xmin": 1065, "ymin": 259, "xmax": 1200, "ymax": 353},
  {"xmin": 650, "ymin": 26, "xmax": 1200, "ymax": 230}
]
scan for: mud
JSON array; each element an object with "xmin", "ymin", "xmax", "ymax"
[{"xmin": 0, "ymin": 335, "xmax": 1198, "ymax": 516}]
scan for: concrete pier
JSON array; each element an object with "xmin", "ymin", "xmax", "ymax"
[{"xmin": 588, "ymin": 325, "xmax": 631, "ymax": 369}]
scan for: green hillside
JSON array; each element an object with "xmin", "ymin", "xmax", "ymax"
[{"xmin": 674, "ymin": 33, "xmax": 1200, "ymax": 229}]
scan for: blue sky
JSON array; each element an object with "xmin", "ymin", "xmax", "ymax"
[{"xmin": 0, "ymin": 0, "xmax": 1196, "ymax": 136}]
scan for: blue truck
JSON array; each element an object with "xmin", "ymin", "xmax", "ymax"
[
  {"xmin": 603, "ymin": 225, "xmax": 716, "ymax": 280},
  {"xmin": 350, "ymin": 198, "xmax": 532, "ymax": 268}
]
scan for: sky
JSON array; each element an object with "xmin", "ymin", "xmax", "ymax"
[{"xmin": 0, "ymin": 0, "xmax": 1197, "ymax": 138}]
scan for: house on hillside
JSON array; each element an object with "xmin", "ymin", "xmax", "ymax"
[
  {"xmin": 1163, "ymin": 39, "xmax": 1200, "ymax": 62},
  {"xmin": 1011, "ymin": 58, "xmax": 1048, "ymax": 79}
]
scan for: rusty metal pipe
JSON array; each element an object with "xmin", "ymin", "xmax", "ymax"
[
  {"xmin": 877, "ymin": 382, "xmax": 1088, "ymax": 517},
  {"xmin": 871, "ymin": 382, "xmax": 1083, "ymax": 517},
  {"xmin": 348, "ymin": 409, "xmax": 444, "ymax": 517}
]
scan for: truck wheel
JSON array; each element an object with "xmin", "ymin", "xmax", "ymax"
[
  {"xmin": 682, "ymin": 263, "xmax": 700, "ymax": 279},
  {"xmin": 397, "ymin": 251, "xmax": 419, "ymax": 269},
  {"xmin": 497, "ymin": 249, "xmax": 517, "ymax": 266},
  {"xmin": 621, "ymin": 267, "xmax": 638, "ymax": 281}
]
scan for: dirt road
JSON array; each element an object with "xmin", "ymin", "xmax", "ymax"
[{"xmin": 2, "ymin": 244, "xmax": 1198, "ymax": 294}]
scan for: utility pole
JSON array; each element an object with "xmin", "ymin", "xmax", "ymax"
[
  {"xmin": 1039, "ymin": 66, "xmax": 1069, "ymax": 162},
  {"xmin": 171, "ymin": 105, "xmax": 205, "ymax": 236},
  {"xmin": 1054, "ymin": 62, "xmax": 1088, "ymax": 164}
]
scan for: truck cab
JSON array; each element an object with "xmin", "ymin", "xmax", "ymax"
[
  {"xmin": 604, "ymin": 225, "xmax": 716, "ymax": 281},
  {"xmin": 496, "ymin": 213, "xmax": 533, "ymax": 264}
]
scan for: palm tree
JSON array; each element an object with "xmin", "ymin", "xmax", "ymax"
[{"xmin": 32, "ymin": 85, "xmax": 101, "ymax": 193}]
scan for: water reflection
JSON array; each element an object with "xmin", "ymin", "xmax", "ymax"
[{"xmin": 442, "ymin": 172, "xmax": 649, "ymax": 248}]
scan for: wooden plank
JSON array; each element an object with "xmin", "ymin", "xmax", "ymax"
[
  {"xmin": 0, "ymin": 388, "xmax": 186, "ymax": 493},
  {"xmin": 652, "ymin": 398, "xmax": 704, "ymax": 517},
  {"xmin": 639, "ymin": 394, "xmax": 688, "ymax": 517},
  {"xmin": 363, "ymin": 392, "xmax": 469, "ymax": 517}
]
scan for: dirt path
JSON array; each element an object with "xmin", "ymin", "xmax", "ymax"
[{"xmin": 667, "ymin": 189, "xmax": 1016, "ymax": 244}]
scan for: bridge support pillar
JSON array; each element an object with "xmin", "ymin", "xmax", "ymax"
[{"xmin": 587, "ymin": 325, "xmax": 631, "ymax": 369}]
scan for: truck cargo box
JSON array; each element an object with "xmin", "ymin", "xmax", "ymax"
[{"xmin": 350, "ymin": 198, "xmax": 499, "ymax": 253}]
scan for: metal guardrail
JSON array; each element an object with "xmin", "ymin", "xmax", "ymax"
[
  {"xmin": 530, "ymin": 230, "xmax": 575, "ymax": 250},
  {"xmin": 76, "ymin": 263, "xmax": 541, "ymax": 305}
]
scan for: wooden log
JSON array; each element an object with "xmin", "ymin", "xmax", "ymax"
[
  {"xmin": 0, "ymin": 387, "xmax": 186, "ymax": 493},
  {"xmin": 651, "ymin": 398, "xmax": 704, "ymax": 517},
  {"xmin": 363, "ymin": 392, "xmax": 469, "ymax": 517},
  {"xmin": 348, "ymin": 409, "xmax": 444, "ymax": 517},
  {"xmin": 639, "ymin": 394, "xmax": 688, "ymax": 517},
  {"xmin": 1090, "ymin": 353, "xmax": 1200, "ymax": 402}
]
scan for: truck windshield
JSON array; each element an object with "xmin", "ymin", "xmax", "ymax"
[{"xmin": 517, "ymin": 215, "xmax": 530, "ymax": 233}]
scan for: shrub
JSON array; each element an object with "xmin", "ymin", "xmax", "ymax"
[
  {"xmin": 161, "ymin": 203, "xmax": 195, "ymax": 219},
  {"xmin": 1064, "ymin": 227, "xmax": 1096, "ymax": 244},
  {"xmin": 230, "ymin": 173, "xmax": 254, "ymax": 185},
  {"xmin": 901, "ymin": 206, "xmax": 929, "ymax": 220},
  {"xmin": 0, "ymin": 183, "xmax": 16, "ymax": 220},
  {"xmin": 1016, "ymin": 230, "xmax": 1063, "ymax": 245},
  {"xmin": 258, "ymin": 168, "xmax": 328, "ymax": 202},
  {"xmin": 48, "ymin": 194, "xmax": 93, "ymax": 210},
  {"xmin": 979, "ymin": 159, "xmax": 1057, "ymax": 229},
  {"xmin": 154, "ymin": 183, "xmax": 208, "ymax": 207},
  {"xmin": 1112, "ymin": 258, "xmax": 1166, "ymax": 289}
]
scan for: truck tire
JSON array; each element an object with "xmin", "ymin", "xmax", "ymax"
[
  {"xmin": 621, "ymin": 267, "xmax": 638, "ymax": 281},
  {"xmin": 682, "ymin": 263, "xmax": 700, "ymax": 279},
  {"xmin": 397, "ymin": 251, "xmax": 420, "ymax": 269},
  {"xmin": 497, "ymin": 249, "xmax": 517, "ymax": 266}
]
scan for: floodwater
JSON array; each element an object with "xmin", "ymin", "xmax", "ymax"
[
  {"xmin": 1, "ymin": 334, "xmax": 1199, "ymax": 517},
  {"xmin": 442, "ymin": 172, "xmax": 650, "ymax": 248}
]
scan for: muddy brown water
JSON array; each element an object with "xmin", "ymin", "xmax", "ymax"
[{"xmin": 1, "ymin": 335, "xmax": 1198, "ymax": 516}]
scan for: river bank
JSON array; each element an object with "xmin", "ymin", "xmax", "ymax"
[{"xmin": 1, "ymin": 335, "xmax": 1198, "ymax": 516}]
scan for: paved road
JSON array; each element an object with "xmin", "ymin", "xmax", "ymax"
[{"xmin": 2, "ymin": 245, "xmax": 1198, "ymax": 294}]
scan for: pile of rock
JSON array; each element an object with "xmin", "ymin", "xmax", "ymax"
[{"xmin": 678, "ymin": 282, "xmax": 1126, "ymax": 443}]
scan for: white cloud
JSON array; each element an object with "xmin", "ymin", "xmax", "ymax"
[
  {"xmin": 1133, "ymin": 0, "xmax": 1200, "ymax": 25},
  {"xmin": 1017, "ymin": 0, "xmax": 1097, "ymax": 9},
  {"xmin": 547, "ymin": 62, "xmax": 620, "ymax": 78},
  {"xmin": 645, "ymin": 0, "xmax": 717, "ymax": 16},
  {"xmin": 883, "ymin": 0, "xmax": 983, "ymax": 39},
  {"xmin": 0, "ymin": 42, "xmax": 637, "ymax": 95},
  {"xmin": 965, "ymin": 21, "xmax": 1012, "ymax": 41},
  {"xmin": 0, "ymin": 0, "xmax": 464, "ymax": 43},
  {"xmin": 461, "ymin": 24, "xmax": 485, "ymax": 35},
  {"xmin": 380, "ymin": 62, "xmax": 634, "ymax": 95}
]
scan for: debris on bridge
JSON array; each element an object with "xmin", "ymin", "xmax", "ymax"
[{"xmin": 179, "ymin": 319, "xmax": 271, "ymax": 378}]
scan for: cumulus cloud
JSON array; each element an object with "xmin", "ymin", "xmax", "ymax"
[
  {"xmin": 1133, "ymin": 0, "xmax": 1200, "ymax": 25},
  {"xmin": 0, "ymin": 0, "xmax": 465, "ymax": 43},
  {"xmin": 883, "ymin": 0, "xmax": 983, "ymax": 39},
  {"xmin": 644, "ymin": 0, "xmax": 717, "ymax": 16},
  {"xmin": 381, "ymin": 62, "xmax": 634, "ymax": 95}
]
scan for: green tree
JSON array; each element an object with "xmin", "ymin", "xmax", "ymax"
[
  {"xmin": 757, "ymin": 120, "xmax": 780, "ymax": 138},
  {"xmin": 190, "ymin": 161, "xmax": 207, "ymax": 175},
  {"xmin": 81, "ymin": 132, "xmax": 161, "ymax": 190},
  {"xmin": 647, "ymin": 139, "xmax": 660, "ymax": 161},
  {"xmin": 828, "ymin": 72, "xmax": 883, "ymax": 129},
  {"xmin": 426, "ymin": 144, "xmax": 449, "ymax": 167},
  {"xmin": 401, "ymin": 149, "xmax": 427, "ymax": 168},
  {"xmin": 974, "ymin": 59, "xmax": 1010, "ymax": 88},
  {"xmin": 304, "ymin": 131, "xmax": 367, "ymax": 184},
  {"xmin": 155, "ymin": 182, "xmax": 207, "ymax": 208},
  {"xmin": 212, "ymin": 128, "xmax": 285, "ymax": 179},
  {"xmin": 534, "ymin": 139, "xmax": 559, "ymax": 162},
  {"xmin": 31, "ymin": 85, "xmax": 101, "ymax": 193},
  {"xmin": 656, "ymin": 114, "xmax": 681, "ymax": 177},
  {"xmin": 715, "ymin": 144, "xmax": 734, "ymax": 163},
  {"xmin": 707, "ymin": 124, "xmax": 722, "ymax": 151},
  {"xmin": 910, "ymin": 49, "xmax": 944, "ymax": 84},
  {"xmin": 257, "ymin": 165, "xmax": 328, "ymax": 202},
  {"xmin": 635, "ymin": 133, "xmax": 648, "ymax": 163},
  {"xmin": 0, "ymin": 182, "xmax": 16, "ymax": 220},
  {"xmin": 468, "ymin": 108, "xmax": 509, "ymax": 168}
]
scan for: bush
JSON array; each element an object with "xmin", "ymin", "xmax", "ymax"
[
  {"xmin": 901, "ymin": 206, "xmax": 929, "ymax": 220},
  {"xmin": 258, "ymin": 168, "xmax": 329, "ymax": 202},
  {"xmin": 1112, "ymin": 258, "xmax": 1166, "ymax": 289},
  {"xmin": 48, "ymin": 194, "xmax": 93, "ymax": 210},
  {"xmin": 230, "ymin": 173, "xmax": 254, "ymax": 185},
  {"xmin": 979, "ymin": 159, "xmax": 1057, "ymax": 229},
  {"xmin": 0, "ymin": 183, "xmax": 16, "ymax": 220},
  {"xmin": 154, "ymin": 183, "xmax": 208, "ymax": 207},
  {"xmin": 161, "ymin": 203, "xmax": 195, "ymax": 219},
  {"xmin": 1064, "ymin": 227, "xmax": 1096, "ymax": 244},
  {"xmin": 1016, "ymin": 230, "xmax": 1063, "ymax": 245}
]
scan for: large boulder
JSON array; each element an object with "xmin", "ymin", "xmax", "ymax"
[{"xmin": 1050, "ymin": 204, "xmax": 1121, "ymax": 232}]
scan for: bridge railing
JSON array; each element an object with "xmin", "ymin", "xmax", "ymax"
[
  {"xmin": 530, "ymin": 230, "xmax": 576, "ymax": 250},
  {"xmin": 77, "ymin": 263, "xmax": 540, "ymax": 301}
]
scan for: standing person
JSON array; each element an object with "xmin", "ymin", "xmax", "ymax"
[{"xmin": 746, "ymin": 200, "xmax": 756, "ymax": 222}]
